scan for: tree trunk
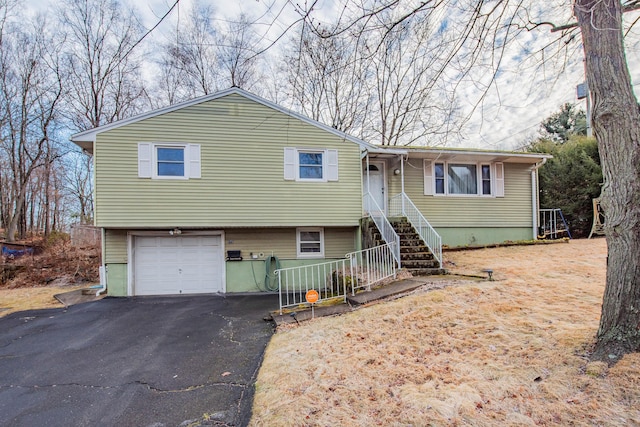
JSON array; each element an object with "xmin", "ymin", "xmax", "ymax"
[{"xmin": 575, "ymin": 0, "xmax": 640, "ymax": 361}]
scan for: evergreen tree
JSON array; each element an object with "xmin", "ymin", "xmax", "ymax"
[{"xmin": 540, "ymin": 103, "xmax": 587, "ymax": 143}]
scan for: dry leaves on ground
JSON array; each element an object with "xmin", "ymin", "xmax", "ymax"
[{"xmin": 251, "ymin": 238, "xmax": 640, "ymax": 426}]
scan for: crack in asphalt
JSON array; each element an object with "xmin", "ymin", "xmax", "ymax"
[
  {"xmin": 135, "ymin": 380, "xmax": 249, "ymax": 394},
  {"xmin": 219, "ymin": 316, "xmax": 241, "ymax": 345}
]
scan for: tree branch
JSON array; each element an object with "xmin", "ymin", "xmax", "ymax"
[{"xmin": 550, "ymin": 2, "xmax": 640, "ymax": 32}]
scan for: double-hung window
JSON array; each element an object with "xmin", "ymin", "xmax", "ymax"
[
  {"xmin": 156, "ymin": 147, "xmax": 185, "ymax": 177},
  {"xmin": 425, "ymin": 160, "xmax": 504, "ymax": 197},
  {"xmin": 138, "ymin": 143, "xmax": 201, "ymax": 180},
  {"xmin": 284, "ymin": 147, "xmax": 339, "ymax": 182},
  {"xmin": 298, "ymin": 151, "xmax": 324, "ymax": 180}
]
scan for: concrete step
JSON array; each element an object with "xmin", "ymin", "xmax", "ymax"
[
  {"xmin": 400, "ymin": 245, "xmax": 429, "ymax": 253},
  {"xmin": 346, "ymin": 278, "xmax": 425, "ymax": 306},
  {"xmin": 401, "ymin": 259, "xmax": 440, "ymax": 269},
  {"xmin": 398, "ymin": 233, "xmax": 421, "ymax": 240},
  {"xmin": 406, "ymin": 268, "xmax": 447, "ymax": 276},
  {"xmin": 401, "ymin": 252, "xmax": 435, "ymax": 261}
]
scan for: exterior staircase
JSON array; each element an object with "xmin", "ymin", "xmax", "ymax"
[{"xmin": 362, "ymin": 217, "xmax": 446, "ymax": 276}]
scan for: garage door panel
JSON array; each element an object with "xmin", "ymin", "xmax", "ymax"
[
  {"xmin": 134, "ymin": 235, "xmax": 223, "ymax": 296},
  {"xmin": 158, "ymin": 238, "xmax": 179, "ymax": 248}
]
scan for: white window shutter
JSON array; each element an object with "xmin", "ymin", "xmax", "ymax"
[
  {"xmin": 423, "ymin": 160, "xmax": 434, "ymax": 196},
  {"xmin": 138, "ymin": 143, "xmax": 152, "ymax": 178},
  {"xmin": 326, "ymin": 149, "xmax": 339, "ymax": 181},
  {"xmin": 188, "ymin": 144, "xmax": 201, "ymax": 179},
  {"xmin": 284, "ymin": 147, "xmax": 296, "ymax": 180},
  {"xmin": 495, "ymin": 162, "xmax": 505, "ymax": 197}
]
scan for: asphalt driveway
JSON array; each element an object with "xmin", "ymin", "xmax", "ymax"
[{"xmin": 0, "ymin": 294, "xmax": 278, "ymax": 427}]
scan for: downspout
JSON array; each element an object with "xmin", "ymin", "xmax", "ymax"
[
  {"xmin": 530, "ymin": 158, "xmax": 547, "ymax": 240},
  {"xmin": 96, "ymin": 228, "xmax": 107, "ymax": 296}
]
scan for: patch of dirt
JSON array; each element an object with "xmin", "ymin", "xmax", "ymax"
[
  {"xmin": 0, "ymin": 239, "xmax": 100, "ymax": 317},
  {"xmin": 251, "ymin": 238, "xmax": 640, "ymax": 426},
  {"xmin": 2, "ymin": 240, "xmax": 100, "ymax": 289}
]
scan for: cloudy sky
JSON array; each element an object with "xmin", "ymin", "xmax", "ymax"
[{"xmin": 25, "ymin": 0, "xmax": 640, "ymax": 150}]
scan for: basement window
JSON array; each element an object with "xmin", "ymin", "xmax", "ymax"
[{"xmin": 297, "ymin": 228, "xmax": 325, "ymax": 258}]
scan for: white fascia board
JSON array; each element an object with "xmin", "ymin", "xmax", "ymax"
[
  {"xmin": 406, "ymin": 147, "xmax": 552, "ymax": 163},
  {"xmin": 366, "ymin": 147, "xmax": 409, "ymax": 155}
]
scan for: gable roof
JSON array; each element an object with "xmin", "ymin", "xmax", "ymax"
[{"xmin": 71, "ymin": 87, "xmax": 378, "ymax": 153}]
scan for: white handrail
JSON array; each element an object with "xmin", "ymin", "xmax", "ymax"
[
  {"xmin": 276, "ymin": 243, "xmax": 398, "ymax": 314},
  {"xmin": 390, "ymin": 193, "xmax": 442, "ymax": 268},
  {"xmin": 363, "ymin": 193, "xmax": 401, "ymax": 266}
]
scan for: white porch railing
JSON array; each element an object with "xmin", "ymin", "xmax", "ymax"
[
  {"xmin": 390, "ymin": 193, "xmax": 442, "ymax": 268},
  {"xmin": 347, "ymin": 243, "xmax": 398, "ymax": 294},
  {"xmin": 276, "ymin": 243, "xmax": 398, "ymax": 314},
  {"xmin": 363, "ymin": 193, "xmax": 401, "ymax": 266}
]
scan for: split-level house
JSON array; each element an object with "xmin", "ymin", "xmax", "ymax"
[{"xmin": 71, "ymin": 88, "xmax": 550, "ymax": 297}]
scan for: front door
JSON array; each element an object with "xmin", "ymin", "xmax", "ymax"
[{"xmin": 363, "ymin": 162, "xmax": 386, "ymax": 212}]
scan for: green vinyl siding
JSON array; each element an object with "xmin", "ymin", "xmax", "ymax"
[
  {"xmin": 94, "ymin": 94, "xmax": 362, "ymax": 228},
  {"xmin": 104, "ymin": 229, "xmax": 127, "ymax": 263},
  {"xmin": 438, "ymin": 227, "xmax": 532, "ymax": 248},
  {"xmin": 226, "ymin": 258, "xmax": 352, "ymax": 293},
  {"xmin": 102, "ymin": 226, "xmax": 357, "ymax": 295},
  {"xmin": 226, "ymin": 227, "xmax": 356, "ymax": 260},
  {"xmin": 105, "ymin": 264, "xmax": 127, "ymax": 296},
  {"xmin": 397, "ymin": 161, "xmax": 533, "ymax": 228}
]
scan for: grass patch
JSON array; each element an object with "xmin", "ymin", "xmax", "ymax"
[
  {"xmin": 0, "ymin": 285, "xmax": 87, "ymax": 317},
  {"xmin": 250, "ymin": 238, "xmax": 640, "ymax": 426}
]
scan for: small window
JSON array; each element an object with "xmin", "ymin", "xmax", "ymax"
[
  {"xmin": 481, "ymin": 165, "xmax": 491, "ymax": 195},
  {"xmin": 299, "ymin": 151, "xmax": 324, "ymax": 180},
  {"xmin": 157, "ymin": 147, "xmax": 185, "ymax": 177},
  {"xmin": 448, "ymin": 164, "xmax": 477, "ymax": 195},
  {"xmin": 297, "ymin": 228, "xmax": 324, "ymax": 258}
]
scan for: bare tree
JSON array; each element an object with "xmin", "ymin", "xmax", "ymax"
[
  {"xmin": 282, "ymin": 23, "xmax": 372, "ymax": 136},
  {"xmin": 368, "ymin": 14, "xmax": 461, "ymax": 146},
  {"xmin": 281, "ymin": 7, "xmax": 462, "ymax": 145},
  {"xmin": 155, "ymin": 1, "xmax": 221, "ymax": 104},
  {"xmin": 0, "ymin": 14, "xmax": 64, "ymax": 242},
  {"xmin": 65, "ymin": 152, "xmax": 94, "ymax": 225},
  {"xmin": 218, "ymin": 13, "xmax": 263, "ymax": 90},
  {"xmin": 58, "ymin": 0, "xmax": 146, "ymax": 229},
  {"xmin": 58, "ymin": 0, "xmax": 147, "ymax": 130}
]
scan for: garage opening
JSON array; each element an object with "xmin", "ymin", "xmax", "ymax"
[{"xmin": 133, "ymin": 235, "xmax": 223, "ymax": 295}]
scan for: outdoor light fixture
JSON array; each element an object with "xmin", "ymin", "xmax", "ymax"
[
  {"xmin": 394, "ymin": 169, "xmax": 400, "ymax": 175},
  {"xmin": 169, "ymin": 228, "xmax": 182, "ymax": 236}
]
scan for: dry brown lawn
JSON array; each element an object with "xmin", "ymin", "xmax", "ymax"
[
  {"xmin": 0, "ymin": 285, "xmax": 88, "ymax": 317},
  {"xmin": 251, "ymin": 238, "xmax": 640, "ymax": 426}
]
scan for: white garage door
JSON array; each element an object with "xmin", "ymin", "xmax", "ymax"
[{"xmin": 134, "ymin": 235, "xmax": 223, "ymax": 295}]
